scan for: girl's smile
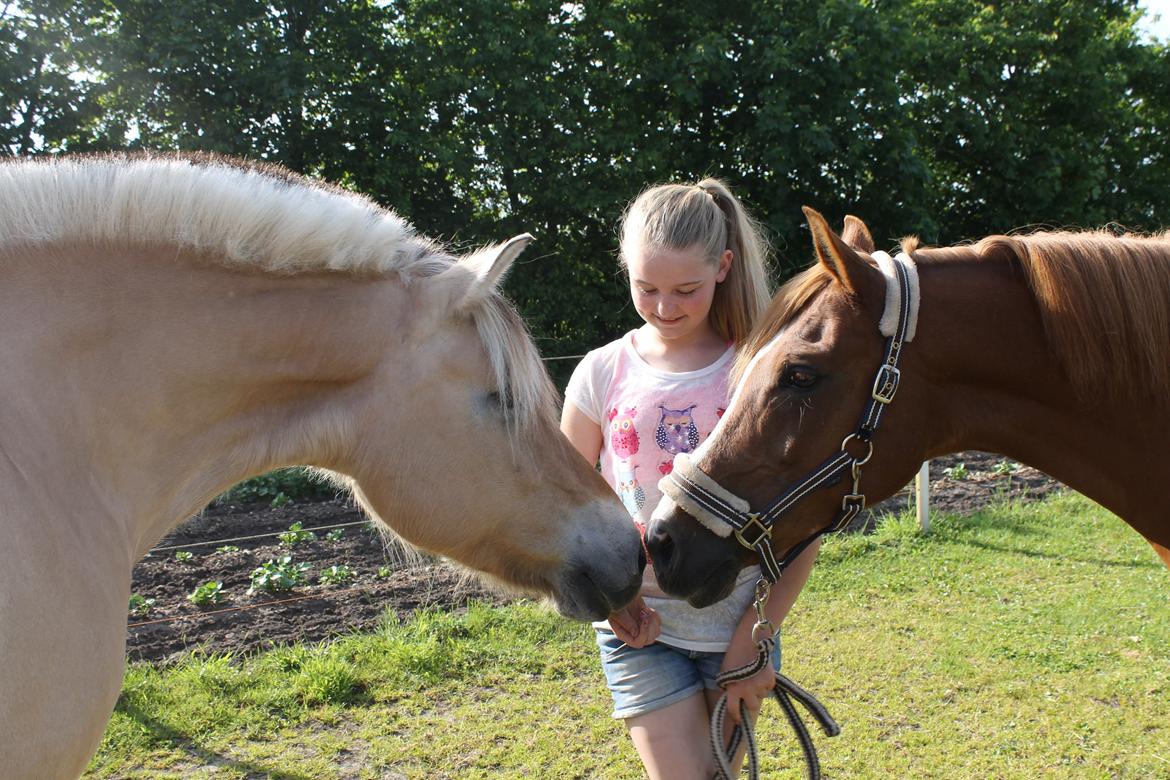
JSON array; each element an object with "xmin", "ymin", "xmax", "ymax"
[{"xmin": 626, "ymin": 243, "xmax": 732, "ymax": 346}]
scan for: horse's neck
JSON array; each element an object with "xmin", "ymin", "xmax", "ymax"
[
  {"xmin": 0, "ymin": 243, "xmax": 403, "ymax": 556},
  {"xmin": 915, "ymin": 252, "xmax": 1166, "ymax": 526}
]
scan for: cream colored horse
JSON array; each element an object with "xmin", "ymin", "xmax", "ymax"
[{"xmin": 0, "ymin": 154, "xmax": 642, "ymax": 779}]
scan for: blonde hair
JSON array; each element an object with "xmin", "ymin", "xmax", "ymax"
[{"xmin": 619, "ymin": 177, "xmax": 772, "ymax": 343}]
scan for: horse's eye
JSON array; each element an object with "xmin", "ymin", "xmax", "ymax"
[
  {"xmin": 487, "ymin": 391, "xmax": 514, "ymax": 411},
  {"xmin": 783, "ymin": 366, "xmax": 818, "ymax": 389}
]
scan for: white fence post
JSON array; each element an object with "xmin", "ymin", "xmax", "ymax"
[{"xmin": 915, "ymin": 461, "xmax": 930, "ymax": 532}]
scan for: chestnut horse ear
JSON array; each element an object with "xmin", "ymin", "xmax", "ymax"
[
  {"xmin": 434, "ymin": 233, "xmax": 534, "ymax": 312},
  {"xmin": 841, "ymin": 214, "xmax": 875, "ymax": 254},
  {"xmin": 802, "ymin": 206, "xmax": 869, "ymax": 294}
]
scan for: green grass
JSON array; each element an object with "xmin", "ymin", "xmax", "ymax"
[{"xmin": 88, "ymin": 493, "xmax": 1170, "ymax": 779}]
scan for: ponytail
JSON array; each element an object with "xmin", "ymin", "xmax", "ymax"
[{"xmin": 619, "ymin": 177, "xmax": 772, "ymax": 343}]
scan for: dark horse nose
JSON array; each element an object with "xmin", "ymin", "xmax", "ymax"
[{"xmin": 644, "ymin": 519, "xmax": 674, "ymax": 571}]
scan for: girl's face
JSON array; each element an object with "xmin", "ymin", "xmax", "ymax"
[{"xmin": 626, "ymin": 242, "xmax": 732, "ymax": 342}]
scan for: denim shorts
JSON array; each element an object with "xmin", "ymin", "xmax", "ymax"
[{"xmin": 595, "ymin": 630, "xmax": 781, "ymax": 720}]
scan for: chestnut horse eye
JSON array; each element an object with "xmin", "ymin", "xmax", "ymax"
[{"xmin": 784, "ymin": 366, "xmax": 819, "ymax": 389}]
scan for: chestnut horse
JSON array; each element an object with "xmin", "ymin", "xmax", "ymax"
[
  {"xmin": 0, "ymin": 155, "xmax": 642, "ymax": 779},
  {"xmin": 647, "ymin": 206, "xmax": 1170, "ymax": 606}
]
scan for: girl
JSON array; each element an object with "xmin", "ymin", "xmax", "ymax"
[{"xmin": 561, "ymin": 178, "xmax": 820, "ymax": 779}]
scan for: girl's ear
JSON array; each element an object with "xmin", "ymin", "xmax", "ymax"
[
  {"xmin": 802, "ymin": 207, "xmax": 871, "ymax": 294},
  {"xmin": 715, "ymin": 248, "xmax": 733, "ymax": 283}
]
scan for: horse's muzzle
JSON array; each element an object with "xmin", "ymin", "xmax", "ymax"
[{"xmin": 645, "ymin": 508, "xmax": 743, "ymax": 608}]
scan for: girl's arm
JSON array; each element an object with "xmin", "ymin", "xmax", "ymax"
[
  {"xmin": 560, "ymin": 400, "xmax": 603, "ymax": 465},
  {"xmin": 719, "ymin": 539, "xmax": 821, "ymax": 724},
  {"xmin": 559, "ymin": 401, "xmax": 660, "ymax": 647}
]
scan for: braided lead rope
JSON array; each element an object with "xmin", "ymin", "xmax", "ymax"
[{"xmin": 710, "ymin": 585, "xmax": 840, "ymax": 780}]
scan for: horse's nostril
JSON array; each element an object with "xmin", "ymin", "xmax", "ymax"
[{"xmin": 645, "ymin": 522, "xmax": 674, "ymax": 568}]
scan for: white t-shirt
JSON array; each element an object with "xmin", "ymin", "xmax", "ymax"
[{"xmin": 565, "ymin": 330, "xmax": 760, "ymax": 651}]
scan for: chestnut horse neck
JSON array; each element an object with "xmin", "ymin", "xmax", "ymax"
[{"xmin": 907, "ymin": 232, "xmax": 1170, "ymax": 533}]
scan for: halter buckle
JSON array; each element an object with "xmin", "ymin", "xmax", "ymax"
[
  {"xmin": 832, "ymin": 494, "xmax": 866, "ymax": 532},
  {"xmin": 872, "ymin": 364, "xmax": 901, "ymax": 404},
  {"xmin": 734, "ymin": 513, "xmax": 772, "ymax": 549}
]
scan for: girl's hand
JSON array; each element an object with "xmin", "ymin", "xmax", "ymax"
[
  {"xmin": 720, "ymin": 662, "xmax": 776, "ymax": 725},
  {"xmin": 719, "ymin": 637, "xmax": 776, "ymax": 725},
  {"xmin": 607, "ymin": 595, "xmax": 661, "ymax": 648}
]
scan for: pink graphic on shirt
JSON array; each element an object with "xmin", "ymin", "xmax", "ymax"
[{"xmin": 608, "ymin": 407, "xmax": 641, "ymax": 458}]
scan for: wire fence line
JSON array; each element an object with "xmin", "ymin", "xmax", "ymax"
[
  {"xmin": 127, "ymin": 583, "xmax": 380, "ymax": 629},
  {"xmin": 148, "ymin": 519, "xmax": 372, "ymax": 554}
]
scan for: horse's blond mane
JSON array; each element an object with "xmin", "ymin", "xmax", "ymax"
[
  {"xmin": 906, "ymin": 230, "xmax": 1170, "ymax": 401},
  {"xmin": 0, "ymin": 152, "xmax": 441, "ymax": 277},
  {"xmin": 0, "ymin": 153, "xmax": 557, "ymax": 438}
]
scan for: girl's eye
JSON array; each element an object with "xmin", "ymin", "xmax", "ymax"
[
  {"xmin": 676, "ymin": 288, "xmax": 697, "ymax": 297},
  {"xmin": 638, "ymin": 287, "xmax": 656, "ymax": 295},
  {"xmin": 782, "ymin": 366, "xmax": 818, "ymax": 389}
]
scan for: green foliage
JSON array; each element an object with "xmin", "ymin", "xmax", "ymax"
[
  {"xmin": 943, "ymin": 462, "xmax": 969, "ymax": 480},
  {"xmin": 318, "ymin": 564, "xmax": 355, "ymax": 586},
  {"xmin": 187, "ymin": 581, "xmax": 224, "ymax": 607},
  {"xmin": 993, "ymin": 459, "xmax": 1021, "ymax": 476},
  {"xmin": 278, "ymin": 521, "xmax": 317, "ymax": 547},
  {"xmin": 215, "ymin": 544, "xmax": 241, "ymax": 553},
  {"xmin": 172, "ymin": 550, "xmax": 194, "ymax": 563},
  {"xmin": 214, "ymin": 467, "xmax": 333, "ymax": 506},
  {"xmin": 324, "ymin": 528, "xmax": 345, "ymax": 542},
  {"xmin": 290, "ymin": 655, "xmax": 364, "ymax": 707},
  {"xmin": 248, "ymin": 555, "xmax": 311, "ymax": 594},
  {"xmin": 126, "ymin": 594, "xmax": 155, "ymax": 617},
  {"xmin": 5, "ymin": 1, "xmax": 1170, "ymax": 374}
]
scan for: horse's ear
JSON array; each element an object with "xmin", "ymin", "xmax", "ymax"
[
  {"xmin": 841, "ymin": 215, "xmax": 875, "ymax": 254},
  {"xmin": 802, "ymin": 206, "xmax": 869, "ymax": 294},
  {"xmin": 435, "ymin": 233, "xmax": 534, "ymax": 312}
]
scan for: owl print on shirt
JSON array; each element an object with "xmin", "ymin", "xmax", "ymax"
[
  {"xmin": 608, "ymin": 407, "xmax": 640, "ymax": 459},
  {"xmin": 614, "ymin": 460, "xmax": 645, "ymax": 516},
  {"xmin": 656, "ymin": 404, "xmax": 700, "ymax": 455},
  {"xmin": 608, "ymin": 407, "xmax": 645, "ymax": 514}
]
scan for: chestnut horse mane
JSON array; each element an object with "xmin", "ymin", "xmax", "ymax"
[
  {"xmin": 731, "ymin": 265, "xmax": 835, "ymax": 386},
  {"xmin": 734, "ymin": 228, "xmax": 1170, "ymax": 402},
  {"xmin": 903, "ymin": 230, "xmax": 1170, "ymax": 402},
  {"xmin": 0, "ymin": 152, "xmax": 558, "ymax": 437}
]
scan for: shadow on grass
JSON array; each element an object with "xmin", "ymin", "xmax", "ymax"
[
  {"xmin": 116, "ymin": 699, "xmax": 319, "ymax": 780},
  {"xmin": 935, "ymin": 506, "xmax": 1165, "ymax": 571},
  {"xmin": 946, "ymin": 535, "xmax": 1166, "ymax": 571}
]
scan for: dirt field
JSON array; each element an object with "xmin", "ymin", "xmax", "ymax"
[{"xmin": 127, "ymin": 452, "xmax": 1060, "ymax": 662}]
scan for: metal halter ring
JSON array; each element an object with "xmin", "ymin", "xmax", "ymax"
[
  {"xmin": 840, "ymin": 433, "xmax": 874, "ymax": 465},
  {"xmin": 734, "ymin": 512, "xmax": 772, "ymax": 549}
]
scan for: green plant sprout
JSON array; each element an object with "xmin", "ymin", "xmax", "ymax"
[{"xmin": 278, "ymin": 522, "xmax": 317, "ymax": 547}]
